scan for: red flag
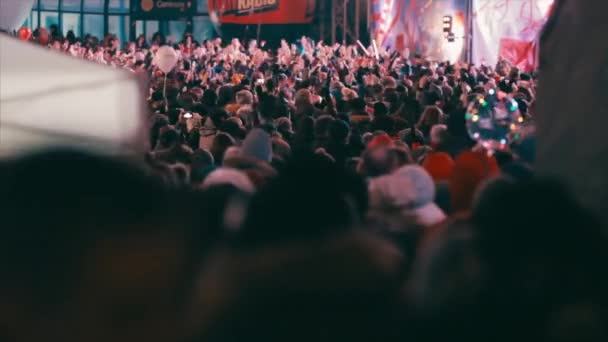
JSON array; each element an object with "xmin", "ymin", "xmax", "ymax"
[{"xmin": 499, "ymin": 38, "xmax": 537, "ymax": 71}]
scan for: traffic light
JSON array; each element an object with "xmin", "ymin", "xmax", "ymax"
[
  {"xmin": 443, "ymin": 15, "xmax": 455, "ymax": 42},
  {"xmin": 443, "ymin": 15, "xmax": 453, "ymax": 33}
]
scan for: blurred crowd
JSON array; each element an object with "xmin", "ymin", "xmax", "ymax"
[{"xmin": 1, "ymin": 29, "xmax": 608, "ymax": 342}]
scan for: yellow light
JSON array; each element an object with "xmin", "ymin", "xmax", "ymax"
[
  {"xmin": 478, "ymin": 98, "xmax": 485, "ymax": 104},
  {"xmin": 472, "ymin": 115, "xmax": 480, "ymax": 122},
  {"xmin": 517, "ymin": 116, "xmax": 524, "ymax": 123},
  {"xmin": 510, "ymin": 124, "xmax": 517, "ymax": 130}
]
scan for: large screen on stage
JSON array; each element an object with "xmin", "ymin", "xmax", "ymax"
[{"xmin": 208, "ymin": 0, "xmax": 316, "ymax": 24}]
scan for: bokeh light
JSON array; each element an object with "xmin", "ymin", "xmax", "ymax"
[{"xmin": 466, "ymin": 90, "xmax": 524, "ymax": 151}]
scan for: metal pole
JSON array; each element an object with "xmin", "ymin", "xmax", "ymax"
[
  {"xmin": 355, "ymin": 0, "xmax": 360, "ymax": 43},
  {"xmin": 319, "ymin": 0, "xmax": 325, "ymax": 43},
  {"xmin": 331, "ymin": 0, "xmax": 336, "ymax": 44},
  {"xmin": 367, "ymin": 0, "xmax": 372, "ymax": 45},
  {"xmin": 104, "ymin": 0, "xmax": 109, "ymax": 36},
  {"xmin": 468, "ymin": 0, "xmax": 474, "ymax": 63},
  {"xmin": 256, "ymin": 22, "xmax": 261, "ymax": 42},
  {"xmin": 80, "ymin": 0, "xmax": 84, "ymax": 38},
  {"xmin": 58, "ymin": 0, "xmax": 63, "ymax": 34},
  {"xmin": 343, "ymin": 0, "xmax": 348, "ymax": 44},
  {"xmin": 37, "ymin": 0, "xmax": 41, "ymax": 30}
]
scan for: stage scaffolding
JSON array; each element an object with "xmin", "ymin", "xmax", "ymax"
[{"xmin": 319, "ymin": 0, "xmax": 368, "ymax": 45}]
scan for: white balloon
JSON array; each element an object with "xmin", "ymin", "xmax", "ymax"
[
  {"xmin": 0, "ymin": 0, "xmax": 35, "ymax": 30},
  {"xmin": 154, "ymin": 46, "xmax": 178, "ymax": 73}
]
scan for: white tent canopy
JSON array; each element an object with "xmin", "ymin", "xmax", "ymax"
[
  {"xmin": 0, "ymin": 35, "xmax": 148, "ymax": 157},
  {"xmin": 0, "ymin": 0, "xmax": 34, "ymax": 31}
]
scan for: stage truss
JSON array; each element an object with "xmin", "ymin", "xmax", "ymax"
[{"xmin": 319, "ymin": 0, "xmax": 366, "ymax": 45}]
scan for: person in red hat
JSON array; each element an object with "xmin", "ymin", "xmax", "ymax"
[
  {"xmin": 449, "ymin": 151, "xmax": 499, "ymax": 214},
  {"xmin": 422, "ymin": 152, "xmax": 455, "ymax": 183},
  {"xmin": 367, "ymin": 132, "xmax": 394, "ymax": 150}
]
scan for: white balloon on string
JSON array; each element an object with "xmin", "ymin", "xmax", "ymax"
[{"xmin": 154, "ymin": 46, "xmax": 178, "ymax": 74}]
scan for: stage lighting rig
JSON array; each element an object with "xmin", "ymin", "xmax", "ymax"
[
  {"xmin": 443, "ymin": 15, "xmax": 453, "ymax": 33},
  {"xmin": 443, "ymin": 15, "xmax": 456, "ymax": 42}
]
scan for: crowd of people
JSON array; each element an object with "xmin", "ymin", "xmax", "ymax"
[{"xmin": 2, "ymin": 28, "xmax": 608, "ymax": 342}]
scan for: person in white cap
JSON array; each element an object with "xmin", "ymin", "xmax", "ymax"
[{"xmin": 368, "ymin": 165, "xmax": 446, "ymax": 229}]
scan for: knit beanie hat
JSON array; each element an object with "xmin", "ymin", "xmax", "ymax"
[
  {"xmin": 241, "ymin": 128, "xmax": 273, "ymax": 163},
  {"xmin": 202, "ymin": 168, "xmax": 256, "ymax": 193},
  {"xmin": 368, "ymin": 165, "xmax": 446, "ymax": 227},
  {"xmin": 423, "ymin": 152, "xmax": 455, "ymax": 182},
  {"xmin": 368, "ymin": 133, "xmax": 393, "ymax": 149},
  {"xmin": 449, "ymin": 151, "xmax": 499, "ymax": 213}
]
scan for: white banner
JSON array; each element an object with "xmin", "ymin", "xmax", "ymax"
[{"xmin": 472, "ymin": 0, "xmax": 554, "ymax": 69}]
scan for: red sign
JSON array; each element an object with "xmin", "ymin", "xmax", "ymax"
[
  {"xmin": 208, "ymin": 0, "xmax": 316, "ymax": 24},
  {"xmin": 132, "ymin": 0, "xmax": 195, "ymax": 19}
]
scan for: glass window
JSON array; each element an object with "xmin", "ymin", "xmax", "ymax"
[
  {"xmin": 39, "ymin": 0, "xmax": 59, "ymax": 10},
  {"xmin": 108, "ymin": 0, "xmax": 130, "ymax": 13},
  {"xmin": 108, "ymin": 15, "xmax": 129, "ymax": 46},
  {"xmin": 145, "ymin": 21, "xmax": 159, "ymax": 42},
  {"xmin": 31, "ymin": 11, "xmax": 40, "ymax": 29},
  {"xmin": 61, "ymin": 0, "xmax": 82, "ymax": 11},
  {"xmin": 192, "ymin": 16, "xmax": 214, "ymax": 42},
  {"xmin": 83, "ymin": 0, "xmax": 105, "ymax": 13},
  {"xmin": 168, "ymin": 21, "xmax": 187, "ymax": 43},
  {"xmin": 40, "ymin": 11, "xmax": 59, "ymax": 30},
  {"xmin": 135, "ymin": 20, "xmax": 144, "ymax": 38},
  {"xmin": 62, "ymin": 13, "xmax": 81, "ymax": 36},
  {"xmin": 83, "ymin": 14, "xmax": 104, "ymax": 39},
  {"xmin": 197, "ymin": 0, "xmax": 208, "ymax": 14},
  {"xmin": 32, "ymin": 1, "xmax": 39, "ymax": 9},
  {"xmin": 22, "ymin": 16, "xmax": 30, "ymax": 29}
]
